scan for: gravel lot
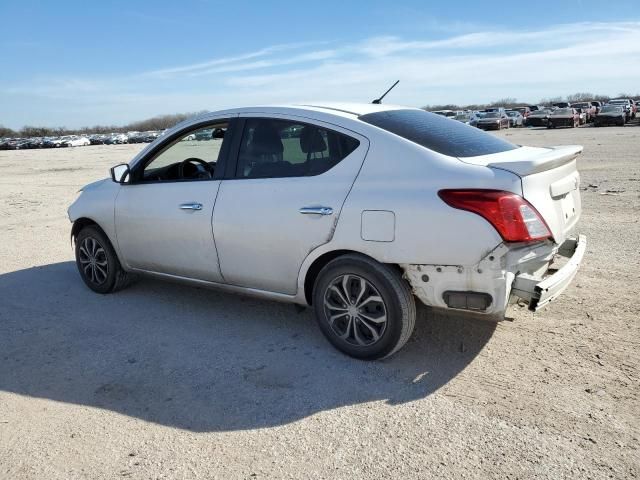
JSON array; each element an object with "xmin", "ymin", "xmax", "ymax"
[{"xmin": 1, "ymin": 124, "xmax": 639, "ymax": 479}]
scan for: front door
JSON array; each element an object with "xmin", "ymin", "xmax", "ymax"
[
  {"xmin": 115, "ymin": 121, "xmax": 233, "ymax": 282},
  {"xmin": 213, "ymin": 115, "xmax": 368, "ymax": 294}
]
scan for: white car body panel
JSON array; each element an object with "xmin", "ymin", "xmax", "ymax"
[
  {"xmin": 115, "ymin": 180, "xmax": 224, "ymax": 282},
  {"xmin": 68, "ymin": 103, "xmax": 585, "ymax": 317},
  {"xmin": 213, "ymin": 112, "xmax": 371, "ymax": 294}
]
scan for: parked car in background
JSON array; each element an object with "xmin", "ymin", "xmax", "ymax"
[
  {"xmin": 590, "ymin": 101, "xmax": 603, "ymax": 114},
  {"xmin": 527, "ymin": 105, "xmax": 545, "ymax": 112},
  {"xmin": 571, "ymin": 102, "xmax": 596, "ymax": 122},
  {"xmin": 104, "ymin": 133, "xmax": 128, "ymax": 145},
  {"xmin": 547, "ymin": 108, "xmax": 580, "ymax": 128},
  {"xmin": 64, "ymin": 136, "xmax": 91, "ymax": 147},
  {"xmin": 608, "ymin": 99, "xmax": 633, "ymax": 122},
  {"xmin": 43, "ymin": 137, "xmax": 67, "ymax": 148},
  {"xmin": 505, "ymin": 110, "xmax": 524, "ymax": 127},
  {"xmin": 431, "ymin": 110, "xmax": 456, "ymax": 118},
  {"xmin": 476, "ymin": 111, "xmax": 510, "ymax": 130},
  {"xmin": 1, "ymin": 138, "xmax": 28, "ymax": 150},
  {"xmin": 90, "ymin": 134, "xmax": 108, "ymax": 145},
  {"xmin": 194, "ymin": 128, "xmax": 214, "ymax": 140},
  {"xmin": 126, "ymin": 132, "xmax": 142, "ymax": 143},
  {"xmin": 513, "ymin": 106, "xmax": 531, "ymax": 118},
  {"xmin": 524, "ymin": 109, "xmax": 552, "ymax": 127},
  {"xmin": 573, "ymin": 108, "xmax": 588, "ymax": 125},
  {"xmin": 68, "ymin": 103, "xmax": 586, "ymax": 359},
  {"xmin": 468, "ymin": 112, "xmax": 483, "ymax": 128},
  {"xmin": 553, "ymin": 102, "xmax": 571, "ymax": 109},
  {"xmin": 142, "ymin": 131, "xmax": 161, "ymax": 142},
  {"xmin": 593, "ymin": 105, "xmax": 626, "ymax": 126}
]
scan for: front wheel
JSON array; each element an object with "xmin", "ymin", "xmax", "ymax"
[
  {"xmin": 75, "ymin": 225, "xmax": 130, "ymax": 294},
  {"xmin": 312, "ymin": 254, "xmax": 416, "ymax": 360}
]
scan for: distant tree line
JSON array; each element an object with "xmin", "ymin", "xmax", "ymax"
[
  {"xmin": 421, "ymin": 92, "xmax": 640, "ymax": 112},
  {"xmin": 0, "ymin": 111, "xmax": 207, "ymax": 138}
]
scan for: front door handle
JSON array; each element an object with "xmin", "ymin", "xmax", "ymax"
[
  {"xmin": 299, "ymin": 206, "xmax": 333, "ymax": 216},
  {"xmin": 179, "ymin": 203, "xmax": 203, "ymax": 211}
]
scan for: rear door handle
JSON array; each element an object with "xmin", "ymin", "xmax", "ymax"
[
  {"xmin": 299, "ymin": 206, "xmax": 333, "ymax": 216},
  {"xmin": 179, "ymin": 203, "xmax": 203, "ymax": 211}
]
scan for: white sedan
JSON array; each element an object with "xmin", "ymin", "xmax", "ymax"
[
  {"xmin": 64, "ymin": 136, "xmax": 91, "ymax": 147},
  {"xmin": 68, "ymin": 103, "xmax": 586, "ymax": 359}
]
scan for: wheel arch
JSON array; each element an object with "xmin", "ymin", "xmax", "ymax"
[
  {"xmin": 301, "ymin": 249, "xmax": 403, "ymax": 305},
  {"xmin": 71, "ymin": 217, "xmax": 103, "ymax": 244},
  {"xmin": 70, "ymin": 218, "xmax": 120, "ymax": 262}
]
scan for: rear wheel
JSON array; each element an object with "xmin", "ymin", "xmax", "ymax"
[
  {"xmin": 75, "ymin": 225, "xmax": 130, "ymax": 294},
  {"xmin": 312, "ymin": 254, "xmax": 416, "ymax": 360}
]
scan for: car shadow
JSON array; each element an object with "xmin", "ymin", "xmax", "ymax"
[{"xmin": 0, "ymin": 262, "xmax": 496, "ymax": 432}]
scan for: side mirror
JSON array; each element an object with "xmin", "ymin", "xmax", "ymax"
[{"xmin": 110, "ymin": 163, "xmax": 130, "ymax": 184}]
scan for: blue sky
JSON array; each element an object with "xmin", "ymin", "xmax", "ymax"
[{"xmin": 1, "ymin": 0, "xmax": 639, "ymax": 129}]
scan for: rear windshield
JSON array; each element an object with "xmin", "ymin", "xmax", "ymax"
[{"xmin": 358, "ymin": 109, "xmax": 517, "ymax": 157}]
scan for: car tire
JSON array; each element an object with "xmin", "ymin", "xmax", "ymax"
[
  {"xmin": 75, "ymin": 225, "xmax": 131, "ymax": 294},
  {"xmin": 312, "ymin": 254, "xmax": 416, "ymax": 360}
]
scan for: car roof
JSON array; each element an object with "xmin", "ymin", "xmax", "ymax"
[{"xmin": 188, "ymin": 102, "xmax": 416, "ymax": 123}]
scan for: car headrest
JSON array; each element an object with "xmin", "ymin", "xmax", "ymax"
[
  {"xmin": 212, "ymin": 128, "xmax": 225, "ymax": 139},
  {"xmin": 300, "ymin": 126, "xmax": 327, "ymax": 154},
  {"xmin": 248, "ymin": 123, "xmax": 283, "ymax": 156}
]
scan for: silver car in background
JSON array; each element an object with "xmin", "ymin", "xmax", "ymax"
[{"xmin": 68, "ymin": 103, "xmax": 586, "ymax": 359}]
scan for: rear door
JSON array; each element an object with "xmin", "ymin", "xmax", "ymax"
[{"xmin": 213, "ymin": 114, "xmax": 368, "ymax": 294}]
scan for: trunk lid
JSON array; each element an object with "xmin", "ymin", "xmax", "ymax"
[{"xmin": 460, "ymin": 145, "xmax": 583, "ymax": 244}]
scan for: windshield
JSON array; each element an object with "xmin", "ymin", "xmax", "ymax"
[
  {"xmin": 506, "ymin": 111, "xmax": 518, "ymax": 117},
  {"xmin": 609, "ymin": 100, "xmax": 628, "ymax": 104},
  {"xmin": 358, "ymin": 109, "xmax": 517, "ymax": 157},
  {"xmin": 483, "ymin": 112, "xmax": 500, "ymax": 118},
  {"xmin": 553, "ymin": 109, "xmax": 572, "ymax": 115},
  {"xmin": 601, "ymin": 106, "xmax": 622, "ymax": 113}
]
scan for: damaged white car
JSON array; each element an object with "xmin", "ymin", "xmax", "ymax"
[{"xmin": 68, "ymin": 103, "xmax": 586, "ymax": 359}]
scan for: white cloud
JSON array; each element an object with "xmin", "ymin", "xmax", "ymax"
[{"xmin": 2, "ymin": 21, "xmax": 640, "ymax": 128}]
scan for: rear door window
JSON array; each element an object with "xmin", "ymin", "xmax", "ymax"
[
  {"xmin": 235, "ymin": 118, "xmax": 360, "ymax": 178},
  {"xmin": 359, "ymin": 109, "xmax": 517, "ymax": 157}
]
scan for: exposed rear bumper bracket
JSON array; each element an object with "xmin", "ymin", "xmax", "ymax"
[{"xmin": 512, "ymin": 235, "xmax": 587, "ymax": 311}]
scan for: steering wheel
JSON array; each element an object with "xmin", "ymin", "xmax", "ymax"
[{"xmin": 178, "ymin": 158, "xmax": 214, "ymax": 179}]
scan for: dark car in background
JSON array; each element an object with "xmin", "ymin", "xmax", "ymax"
[
  {"xmin": 593, "ymin": 105, "xmax": 626, "ymax": 126},
  {"xmin": 547, "ymin": 108, "xmax": 580, "ymax": 128},
  {"xmin": 476, "ymin": 111, "xmax": 510, "ymax": 130},
  {"xmin": 90, "ymin": 134, "xmax": 108, "ymax": 145},
  {"xmin": 553, "ymin": 102, "xmax": 572, "ymax": 109},
  {"xmin": 524, "ymin": 108, "xmax": 552, "ymax": 127},
  {"xmin": 608, "ymin": 99, "xmax": 633, "ymax": 122}
]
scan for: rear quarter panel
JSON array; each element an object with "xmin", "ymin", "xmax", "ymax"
[{"xmin": 307, "ymin": 131, "xmax": 523, "ymax": 267}]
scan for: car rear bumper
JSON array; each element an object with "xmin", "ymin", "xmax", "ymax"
[
  {"xmin": 511, "ymin": 235, "xmax": 586, "ymax": 311},
  {"xmin": 402, "ymin": 235, "xmax": 586, "ymax": 318}
]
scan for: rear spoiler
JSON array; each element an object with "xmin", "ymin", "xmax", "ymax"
[{"xmin": 488, "ymin": 145, "xmax": 583, "ymax": 176}]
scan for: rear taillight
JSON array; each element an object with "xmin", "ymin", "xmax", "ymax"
[{"xmin": 438, "ymin": 189, "xmax": 552, "ymax": 243}]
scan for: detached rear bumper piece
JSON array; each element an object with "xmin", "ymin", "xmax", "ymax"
[{"xmin": 512, "ymin": 235, "xmax": 586, "ymax": 311}]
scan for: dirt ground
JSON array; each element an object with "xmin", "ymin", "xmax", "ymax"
[{"xmin": 1, "ymin": 123, "xmax": 639, "ymax": 479}]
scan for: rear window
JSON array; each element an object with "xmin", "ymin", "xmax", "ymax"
[{"xmin": 358, "ymin": 109, "xmax": 517, "ymax": 157}]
